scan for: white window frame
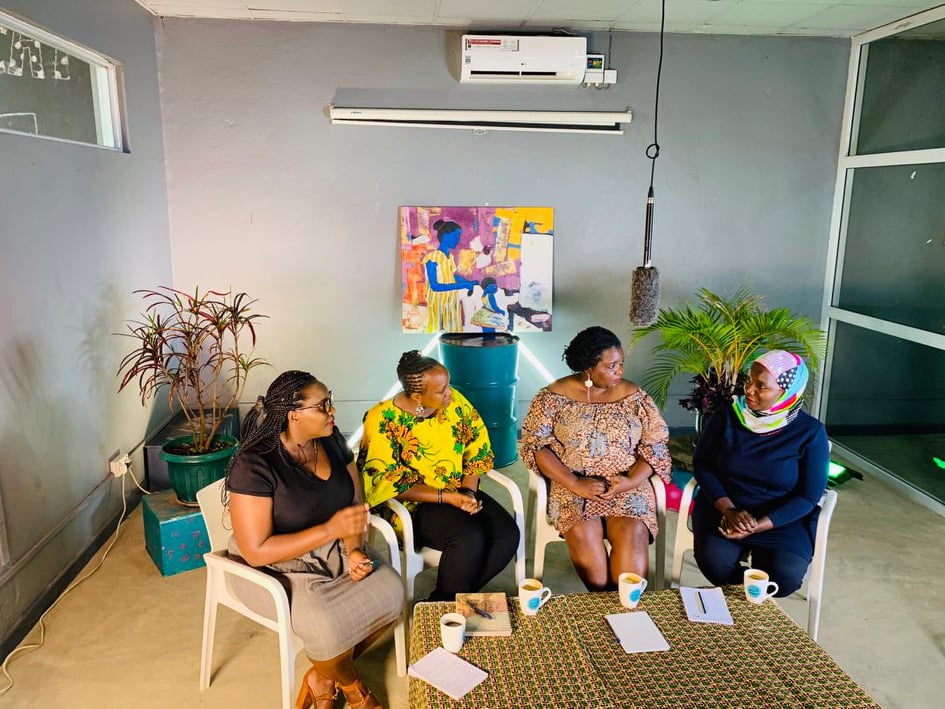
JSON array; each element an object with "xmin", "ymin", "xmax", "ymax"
[
  {"xmin": 819, "ymin": 4, "xmax": 945, "ymax": 514},
  {"xmin": 0, "ymin": 8, "xmax": 126, "ymax": 151}
]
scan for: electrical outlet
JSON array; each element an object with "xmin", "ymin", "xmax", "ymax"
[{"xmin": 109, "ymin": 451, "xmax": 127, "ymax": 477}]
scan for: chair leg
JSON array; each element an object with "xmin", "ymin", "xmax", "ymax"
[
  {"xmin": 533, "ymin": 533, "xmax": 548, "ymax": 581},
  {"xmin": 277, "ymin": 627, "xmax": 296, "ymax": 709},
  {"xmin": 393, "ymin": 613, "xmax": 408, "ymax": 677},
  {"xmin": 199, "ymin": 574, "xmax": 217, "ymax": 691}
]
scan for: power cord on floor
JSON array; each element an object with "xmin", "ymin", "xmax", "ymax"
[{"xmin": 0, "ymin": 471, "xmax": 132, "ymax": 696}]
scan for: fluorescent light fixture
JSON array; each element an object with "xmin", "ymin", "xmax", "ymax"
[{"xmin": 328, "ymin": 106, "xmax": 632, "ymax": 135}]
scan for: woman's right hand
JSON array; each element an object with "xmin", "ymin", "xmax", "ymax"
[
  {"xmin": 720, "ymin": 508, "xmax": 757, "ymax": 534},
  {"xmin": 445, "ymin": 491, "xmax": 483, "ymax": 514},
  {"xmin": 570, "ymin": 476, "xmax": 608, "ymax": 501},
  {"xmin": 328, "ymin": 503, "xmax": 371, "ymax": 539}
]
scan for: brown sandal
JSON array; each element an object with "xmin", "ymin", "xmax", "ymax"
[
  {"xmin": 337, "ymin": 677, "xmax": 381, "ymax": 709},
  {"xmin": 296, "ymin": 667, "xmax": 338, "ymax": 709}
]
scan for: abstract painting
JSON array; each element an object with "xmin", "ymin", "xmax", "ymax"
[{"xmin": 400, "ymin": 206, "xmax": 554, "ymax": 334}]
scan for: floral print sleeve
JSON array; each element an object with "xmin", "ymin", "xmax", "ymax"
[
  {"xmin": 634, "ymin": 391, "xmax": 672, "ymax": 484},
  {"xmin": 519, "ymin": 388, "xmax": 565, "ymax": 476},
  {"xmin": 454, "ymin": 390, "xmax": 495, "ymax": 478}
]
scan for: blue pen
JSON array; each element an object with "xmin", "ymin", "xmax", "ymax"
[{"xmin": 467, "ymin": 601, "xmax": 493, "ymax": 620}]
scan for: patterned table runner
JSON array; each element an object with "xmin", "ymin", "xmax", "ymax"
[{"xmin": 408, "ymin": 587, "xmax": 879, "ymax": 709}]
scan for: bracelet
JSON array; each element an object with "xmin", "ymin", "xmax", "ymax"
[{"xmin": 438, "ymin": 489, "xmax": 443, "ymax": 504}]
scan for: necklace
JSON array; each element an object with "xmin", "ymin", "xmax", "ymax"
[{"xmin": 279, "ymin": 437, "xmax": 318, "ymax": 471}]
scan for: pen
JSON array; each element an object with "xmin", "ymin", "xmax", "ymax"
[
  {"xmin": 696, "ymin": 590, "xmax": 706, "ymax": 615},
  {"xmin": 467, "ymin": 602, "xmax": 493, "ymax": 620}
]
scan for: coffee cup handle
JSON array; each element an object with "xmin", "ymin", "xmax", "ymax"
[
  {"xmin": 639, "ymin": 578, "xmax": 648, "ymax": 593},
  {"xmin": 538, "ymin": 587, "xmax": 552, "ymax": 607},
  {"xmin": 766, "ymin": 581, "xmax": 779, "ymax": 598}
]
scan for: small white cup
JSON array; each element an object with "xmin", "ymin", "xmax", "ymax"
[
  {"xmin": 518, "ymin": 578, "xmax": 552, "ymax": 616},
  {"xmin": 744, "ymin": 568, "xmax": 779, "ymax": 604},
  {"xmin": 440, "ymin": 612, "xmax": 466, "ymax": 653},
  {"xmin": 618, "ymin": 572, "xmax": 648, "ymax": 609}
]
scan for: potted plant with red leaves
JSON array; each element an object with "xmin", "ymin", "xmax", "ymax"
[{"xmin": 117, "ymin": 287, "xmax": 268, "ymax": 503}]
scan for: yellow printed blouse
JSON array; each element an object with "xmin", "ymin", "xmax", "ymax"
[{"xmin": 358, "ymin": 388, "xmax": 494, "ymax": 511}]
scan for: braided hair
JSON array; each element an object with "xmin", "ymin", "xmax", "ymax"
[
  {"xmin": 222, "ymin": 370, "xmax": 320, "ymax": 505},
  {"xmin": 562, "ymin": 326, "xmax": 622, "ymax": 372},
  {"xmin": 397, "ymin": 350, "xmax": 442, "ymax": 395}
]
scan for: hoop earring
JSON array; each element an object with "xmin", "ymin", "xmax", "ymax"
[{"xmin": 416, "ymin": 404, "xmax": 425, "ymax": 417}]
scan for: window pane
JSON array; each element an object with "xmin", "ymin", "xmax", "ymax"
[
  {"xmin": 855, "ymin": 18, "xmax": 945, "ymax": 155},
  {"xmin": 835, "ymin": 163, "xmax": 945, "ymax": 334},
  {"xmin": 0, "ymin": 15, "xmax": 119, "ymax": 148},
  {"xmin": 825, "ymin": 321, "xmax": 945, "ymax": 504}
]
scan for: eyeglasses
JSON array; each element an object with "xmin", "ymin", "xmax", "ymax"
[{"xmin": 296, "ymin": 391, "xmax": 333, "ymax": 414}]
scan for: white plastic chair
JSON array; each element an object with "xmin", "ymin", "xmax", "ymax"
[
  {"xmin": 669, "ymin": 475, "xmax": 838, "ymax": 641},
  {"xmin": 383, "ymin": 469, "xmax": 528, "ymax": 604},
  {"xmin": 195, "ymin": 480, "xmax": 408, "ymax": 709},
  {"xmin": 526, "ymin": 470, "xmax": 667, "ymax": 590}
]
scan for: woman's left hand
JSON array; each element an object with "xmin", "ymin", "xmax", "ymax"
[
  {"xmin": 348, "ymin": 548, "xmax": 376, "ymax": 581},
  {"xmin": 597, "ymin": 476, "xmax": 633, "ymax": 500}
]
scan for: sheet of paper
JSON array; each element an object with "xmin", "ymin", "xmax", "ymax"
[
  {"xmin": 408, "ymin": 646, "xmax": 488, "ymax": 700},
  {"xmin": 680, "ymin": 586, "xmax": 734, "ymax": 625},
  {"xmin": 604, "ymin": 611, "xmax": 671, "ymax": 653}
]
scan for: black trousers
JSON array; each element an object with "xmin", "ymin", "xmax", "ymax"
[{"xmin": 412, "ymin": 491, "xmax": 520, "ymax": 602}]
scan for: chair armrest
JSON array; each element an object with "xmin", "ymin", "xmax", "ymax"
[
  {"xmin": 203, "ymin": 550, "xmax": 293, "ymax": 630},
  {"xmin": 384, "ymin": 498, "xmax": 416, "ymax": 551},
  {"xmin": 369, "ymin": 513, "xmax": 402, "ymax": 576},
  {"xmin": 484, "ymin": 469, "xmax": 528, "ymax": 585}
]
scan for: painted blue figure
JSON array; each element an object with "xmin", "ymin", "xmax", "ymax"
[
  {"xmin": 424, "ymin": 219, "xmax": 477, "ymax": 332},
  {"xmin": 472, "ymin": 277, "xmax": 507, "ymax": 333}
]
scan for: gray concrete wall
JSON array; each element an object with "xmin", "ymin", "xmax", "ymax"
[
  {"xmin": 155, "ymin": 21, "xmax": 848, "ymax": 431},
  {"xmin": 0, "ymin": 0, "xmax": 171, "ymax": 645}
]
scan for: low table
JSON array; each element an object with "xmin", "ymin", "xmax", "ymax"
[{"xmin": 408, "ymin": 587, "xmax": 878, "ymax": 708}]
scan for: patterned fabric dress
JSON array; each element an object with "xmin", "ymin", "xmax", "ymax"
[
  {"xmin": 358, "ymin": 389, "xmax": 494, "ymax": 515},
  {"xmin": 424, "ymin": 249, "xmax": 462, "ymax": 332},
  {"xmin": 520, "ymin": 388, "xmax": 672, "ymax": 538}
]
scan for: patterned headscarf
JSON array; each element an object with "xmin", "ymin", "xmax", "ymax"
[{"xmin": 733, "ymin": 350, "xmax": 809, "ymax": 434}]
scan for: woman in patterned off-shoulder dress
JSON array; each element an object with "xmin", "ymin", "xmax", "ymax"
[{"xmin": 521, "ymin": 326, "xmax": 671, "ymax": 591}]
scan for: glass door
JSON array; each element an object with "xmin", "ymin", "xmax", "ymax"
[{"xmin": 821, "ymin": 7, "xmax": 945, "ymax": 509}]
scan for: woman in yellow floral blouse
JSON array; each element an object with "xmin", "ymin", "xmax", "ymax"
[{"xmin": 359, "ymin": 350, "xmax": 520, "ymax": 601}]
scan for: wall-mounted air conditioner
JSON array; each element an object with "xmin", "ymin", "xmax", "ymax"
[{"xmin": 452, "ymin": 35, "xmax": 587, "ymax": 85}]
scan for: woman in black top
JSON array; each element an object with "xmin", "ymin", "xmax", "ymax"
[{"xmin": 226, "ymin": 370, "xmax": 403, "ymax": 709}]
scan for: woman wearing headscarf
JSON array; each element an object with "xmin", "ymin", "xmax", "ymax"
[{"xmin": 692, "ymin": 350, "xmax": 829, "ymax": 596}]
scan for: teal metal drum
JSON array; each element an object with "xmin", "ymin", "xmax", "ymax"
[{"xmin": 439, "ymin": 333, "xmax": 520, "ymax": 468}]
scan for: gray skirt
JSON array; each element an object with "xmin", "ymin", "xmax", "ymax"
[{"xmin": 227, "ymin": 537, "xmax": 404, "ymax": 660}]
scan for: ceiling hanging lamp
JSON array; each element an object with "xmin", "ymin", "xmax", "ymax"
[{"xmin": 630, "ymin": 0, "xmax": 668, "ymax": 327}]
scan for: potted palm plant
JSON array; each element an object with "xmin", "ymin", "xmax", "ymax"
[
  {"xmin": 117, "ymin": 287, "xmax": 268, "ymax": 504},
  {"xmin": 629, "ymin": 286, "xmax": 826, "ymax": 428}
]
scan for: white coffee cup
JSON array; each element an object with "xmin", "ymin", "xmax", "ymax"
[
  {"xmin": 743, "ymin": 568, "xmax": 779, "ymax": 604},
  {"xmin": 440, "ymin": 612, "xmax": 466, "ymax": 652},
  {"xmin": 618, "ymin": 572, "xmax": 648, "ymax": 609},
  {"xmin": 518, "ymin": 578, "xmax": 552, "ymax": 616}
]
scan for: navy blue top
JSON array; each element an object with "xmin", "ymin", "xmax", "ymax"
[{"xmin": 692, "ymin": 406, "xmax": 829, "ymax": 555}]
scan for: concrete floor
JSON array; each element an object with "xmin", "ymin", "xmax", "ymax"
[{"xmin": 4, "ymin": 460, "xmax": 945, "ymax": 708}]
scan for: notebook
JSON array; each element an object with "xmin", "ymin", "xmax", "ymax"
[
  {"xmin": 408, "ymin": 647, "xmax": 488, "ymax": 700},
  {"xmin": 604, "ymin": 611, "xmax": 671, "ymax": 653},
  {"xmin": 455, "ymin": 592, "xmax": 512, "ymax": 636},
  {"xmin": 680, "ymin": 586, "xmax": 734, "ymax": 625}
]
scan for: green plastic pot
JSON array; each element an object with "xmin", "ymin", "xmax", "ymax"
[{"xmin": 159, "ymin": 435, "xmax": 238, "ymax": 504}]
